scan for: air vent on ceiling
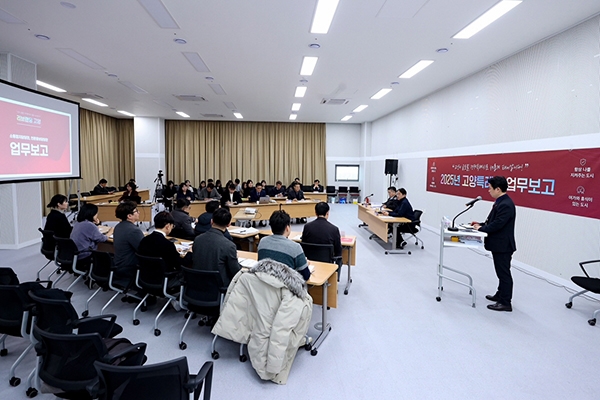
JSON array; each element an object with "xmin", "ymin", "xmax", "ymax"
[
  {"xmin": 174, "ymin": 94, "xmax": 207, "ymax": 102},
  {"xmin": 71, "ymin": 92, "xmax": 104, "ymax": 99},
  {"xmin": 321, "ymin": 98, "xmax": 350, "ymax": 105},
  {"xmin": 201, "ymin": 113, "xmax": 225, "ymax": 118}
]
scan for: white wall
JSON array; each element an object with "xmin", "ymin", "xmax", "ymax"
[
  {"xmin": 134, "ymin": 117, "xmax": 165, "ymax": 200},
  {"xmin": 362, "ymin": 16, "xmax": 600, "ymax": 280},
  {"xmin": 325, "ymin": 123, "xmax": 362, "ymax": 189}
]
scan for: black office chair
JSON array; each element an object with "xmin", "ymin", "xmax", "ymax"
[
  {"xmin": 118, "ymin": 186, "xmax": 127, "ymax": 192},
  {"xmin": 337, "ymin": 186, "xmax": 348, "ymax": 204},
  {"xmin": 349, "ymin": 186, "xmax": 361, "ymax": 203},
  {"xmin": 32, "ymin": 329, "xmax": 147, "ymax": 400},
  {"xmin": 300, "ymin": 242, "xmax": 343, "ymax": 283},
  {"xmin": 37, "ymin": 228, "xmax": 56, "ymax": 281},
  {"xmin": 90, "ymin": 357, "xmax": 213, "ymax": 400},
  {"xmin": 52, "ymin": 237, "xmax": 90, "ymax": 291},
  {"xmin": 133, "ymin": 255, "xmax": 181, "ymax": 336},
  {"xmin": 406, "ymin": 209, "xmax": 425, "ymax": 249},
  {"xmin": 566, "ymin": 260, "xmax": 600, "ymax": 326},
  {"xmin": 302, "ymin": 185, "xmax": 313, "ymax": 193},
  {"xmin": 326, "ymin": 186, "xmax": 337, "ymax": 202},
  {"xmin": 84, "ymin": 251, "xmax": 141, "ymax": 318}
]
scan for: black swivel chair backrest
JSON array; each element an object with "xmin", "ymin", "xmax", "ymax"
[
  {"xmin": 326, "ymin": 186, "xmax": 336, "ymax": 194},
  {"xmin": 338, "ymin": 186, "xmax": 348, "ymax": 193},
  {"xmin": 302, "ymin": 185, "xmax": 313, "ymax": 192},
  {"xmin": 93, "ymin": 357, "xmax": 213, "ymax": 400},
  {"xmin": 90, "ymin": 251, "xmax": 115, "ymax": 290},
  {"xmin": 136, "ymin": 255, "xmax": 170, "ymax": 297},
  {"xmin": 300, "ymin": 242, "xmax": 335, "ymax": 264},
  {"xmin": 54, "ymin": 237, "xmax": 80, "ymax": 274},
  {"xmin": 180, "ymin": 268, "xmax": 222, "ymax": 317},
  {"xmin": 0, "ymin": 275, "xmax": 30, "ymax": 338},
  {"xmin": 118, "ymin": 186, "xmax": 127, "ymax": 192},
  {"xmin": 39, "ymin": 228, "xmax": 56, "ymax": 261}
]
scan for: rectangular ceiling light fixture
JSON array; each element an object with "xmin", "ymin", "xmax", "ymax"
[
  {"xmin": 36, "ymin": 80, "xmax": 66, "ymax": 93},
  {"xmin": 399, "ymin": 60, "xmax": 434, "ymax": 79},
  {"xmin": 57, "ymin": 48, "xmax": 105, "ymax": 69},
  {"xmin": 291, "ymin": 103, "xmax": 301, "ymax": 111},
  {"xmin": 295, "ymin": 87, "xmax": 307, "ymax": 98},
  {"xmin": 117, "ymin": 110, "xmax": 136, "ymax": 117},
  {"xmin": 310, "ymin": 0, "xmax": 340, "ymax": 34},
  {"xmin": 233, "ymin": 112, "xmax": 243, "ymax": 119},
  {"xmin": 209, "ymin": 83, "xmax": 226, "ymax": 95},
  {"xmin": 137, "ymin": 0, "xmax": 179, "ymax": 29},
  {"xmin": 370, "ymin": 88, "xmax": 392, "ymax": 100},
  {"xmin": 0, "ymin": 8, "xmax": 25, "ymax": 24},
  {"xmin": 224, "ymin": 101, "xmax": 237, "ymax": 110},
  {"xmin": 352, "ymin": 105, "xmax": 368, "ymax": 113},
  {"xmin": 453, "ymin": 0, "xmax": 522, "ymax": 39},
  {"xmin": 82, "ymin": 98, "xmax": 108, "ymax": 107},
  {"xmin": 289, "ymin": 114, "xmax": 298, "ymax": 120},
  {"xmin": 300, "ymin": 56, "xmax": 318, "ymax": 76},
  {"xmin": 176, "ymin": 111, "xmax": 190, "ymax": 118},
  {"xmin": 182, "ymin": 52, "xmax": 211, "ymax": 72},
  {"xmin": 341, "ymin": 115, "xmax": 352, "ymax": 121},
  {"xmin": 119, "ymin": 80, "xmax": 148, "ymax": 94}
]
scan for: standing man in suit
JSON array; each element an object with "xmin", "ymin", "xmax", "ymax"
[
  {"xmin": 138, "ymin": 211, "xmax": 191, "ymax": 271},
  {"xmin": 302, "ymin": 202, "xmax": 343, "ymax": 276},
  {"xmin": 472, "ymin": 176, "xmax": 517, "ymax": 312}
]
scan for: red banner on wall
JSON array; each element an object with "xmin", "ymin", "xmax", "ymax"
[{"xmin": 427, "ymin": 149, "xmax": 600, "ymax": 219}]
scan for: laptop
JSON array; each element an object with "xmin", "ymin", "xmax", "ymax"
[{"xmin": 259, "ymin": 196, "xmax": 271, "ymax": 204}]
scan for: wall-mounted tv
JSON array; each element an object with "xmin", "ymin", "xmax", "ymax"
[{"xmin": 0, "ymin": 79, "xmax": 80, "ymax": 183}]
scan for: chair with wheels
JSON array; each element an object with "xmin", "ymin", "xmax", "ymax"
[
  {"xmin": 90, "ymin": 356, "xmax": 213, "ymax": 400},
  {"xmin": 566, "ymin": 259, "xmax": 600, "ymax": 326},
  {"xmin": 337, "ymin": 187, "xmax": 348, "ymax": 204},
  {"xmin": 326, "ymin": 186, "xmax": 337, "ymax": 203},
  {"xmin": 32, "ymin": 328, "xmax": 146, "ymax": 400},
  {"xmin": 84, "ymin": 251, "xmax": 141, "ymax": 318},
  {"xmin": 299, "ymin": 242, "xmax": 345, "ymax": 287},
  {"xmin": 348, "ymin": 186, "xmax": 361, "ymax": 203},
  {"xmin": 133, "ymin": 255, "xmax": 181, "ymax": 336},
  {"xmin": 406, "ymin": 209, "xmax": 425, "ymax": 249},
  {"xmin": 52, "ymin": 237, "xmax": 90, "ymax": 291},
  {"xmin": 37, "ymin": 228, "xmax": 56, "ymax": 282}
]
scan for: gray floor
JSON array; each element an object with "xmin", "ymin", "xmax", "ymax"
[{"xmin": 1, "ymin": 204, "xmax": 598, "ymax": 399}]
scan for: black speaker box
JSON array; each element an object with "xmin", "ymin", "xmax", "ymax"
[{"xmin": 385, "ymin": 159, "xmax": 398, "ymax": 175}]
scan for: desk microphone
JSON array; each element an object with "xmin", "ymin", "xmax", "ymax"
[
  {"xmin": 465, "ymin": 196, "xmax": 482, "ymax": 207},
  {"xmin": 363, "ymin": 193, "xmax": 374, "ymax": 205}
]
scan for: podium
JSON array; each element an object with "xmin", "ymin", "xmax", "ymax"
[{"xmin": 437, "ymin": 219, "xmax": 487, "ymax": 307}]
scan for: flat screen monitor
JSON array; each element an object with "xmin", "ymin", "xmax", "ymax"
[{"xmin": 0, "ymin": 79, "xmax": 80, "ymax": 183}]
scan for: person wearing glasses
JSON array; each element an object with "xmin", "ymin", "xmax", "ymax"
[{"xmin": 113, "ymin": 201, "xmax": 144, "ymax": 283}]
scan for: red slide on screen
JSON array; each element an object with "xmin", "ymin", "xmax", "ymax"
[{"xmin": 0, "ymin": 99, "xmax": 71, "ymax": 176}]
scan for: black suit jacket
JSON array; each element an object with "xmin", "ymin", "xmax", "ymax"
[
  {"xmin": 137, "ymin": 231, "xmax": 182, "ymax": 272},
  {"xmin": 220, "ymin": 191, "xmax": 242, "ymax": 206},
  {"xmin": 478, "ymin": 194, "xmax": 516, "ymax": 253},
  {"xmin": 301, "ymin": 217, "xmax": 343, "ymax": 257}
]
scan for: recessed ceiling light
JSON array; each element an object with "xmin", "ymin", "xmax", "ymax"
[
  {"xmin": 173, "ymin": 38, "xmax": 187, "ymax": 44},
  {"xmin": 36, "ymin": 80, "xmax": 66, "ymax": 93},
  {"xmin": 233, "ymin": 112, "xmax": 243, "ymax": 119},
  {"xmin": 82, "ymin": 98, "xmax": 108, "ymax": 107},
  {"xmin": 138, "ymin": 0, "xmax": 180, "ymax": 29},
  {"xmin": 399, "ymin": 60, "xmax": 434, "ymax": 79},
  {"xmin": 35, "ymin": 34, "xmax": 50, "ymax": 40},
  {"xmin": 453, "ymin": 0, "xmax": 522, "ymax": 39},
  {"xmin": 295, "ymin": 87, "xmax": 307, "ymax": 97},
  {"xmin": 309, "ymin": 43, "xmax": 321, "ymax": 49},
  {"xmin": 352, "ymin": 105, "xmax": 368, "ymax": 113},
  {"xmin": 176, "ymin": 111, "xmax": 190, "ymax": 118},
  {"xmin": 60, "ymin": 2, "xmax": 76, "ymax": 8},
  {"xmin": 0, "ymin": 8, "xmax": 25, "ymax": 24},
  {"xmin": 182, "ymin": 52, "xmax": 211, "ymax": 73},
  {"xmin": 119, "ymin": 81, "xmax": 148, "ymax": 94},
  {"xmin": 370, "ymin": 88, "xmax": 392, "ymax": 100},
  {"xmin": 289, "ymin": 114, "xmax": 298, "ymax": 120},
  {"xmin": 291, "ymin": 103, "xmax": 301, "ymax": 111},
  {"xmin": 58, "ymin": 48, "xmax": 104, "ymax": 69},
  {"xmin": 224, "ymin": 101, "xmax": 237, "ymax": 110},
  {"xmin": 117, "ymin": 110, "xmax": 136, "ymax": 117},
  {"xmin": 310, "ymin": 0, "xmax": 340, "ymax": 34},
  {"xmin": 436, "ymin": 48, "xmax": 449, "ymax": 53},
  {"xmin": 300, "ymin": 56, "xmax": 318, "ymax": 76},
  {"xmin": 341, "ymin": 115, "xmax": 352, "ymax": 121}
]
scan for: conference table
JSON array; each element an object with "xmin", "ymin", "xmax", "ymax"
[
  {"xmin": 357, "ymin": 204, "xmax": 412, "ymax": 255},
  {"xmin": 95, "ymin": 202, "xmax": 155, "ymax": 225},
  {"xmin": 81, "ymin": 189, "xmax": 150, "ymax": 204},
  {"xmin": 229, "ymin": 200, "xmax": 320, "ymax": 224},
  {"xmin": 306, "ymin": 192, "xmax": 327, "ymax": 202}
]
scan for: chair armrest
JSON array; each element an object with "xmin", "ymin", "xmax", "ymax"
[
  {"xmin": 102, "ymin": 342, "xmax": 147, "ymax": 365},
  {"xmin": 185, "ymin": 361, "xmax": 214, "ymax": 400},
  {"xmin": 76, "ymin": 314, "xmax": 117, "ymax": 337},
  {"xmin": 579, "ymin": 260, "xmax": 600, "ymax": 278},
  {"xmin": 86, "ymin": 378, "xmax": 102, "ymax": 399}
]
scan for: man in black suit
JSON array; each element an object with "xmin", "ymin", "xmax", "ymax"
[
  {"xmin": 92, "ymin": 178, "xmax": 114, "ymax": 195},
  {"xmin": 221, "ymin": 183, "xmax": 243, "ymax": 206},
  {"xmin": 473, "ymin": 176, "xmax": 517, "ymax": 312},
  {"xmin": 311, "ymin": 179, "xmax": 324, "ymax": 192},
  {"xmin": 138, "ymin": 211, "xmax": 190, "ymax": 271},
  {"xmin": 302, "ymin": 202, "xmax": 343, "ymax": 268}
]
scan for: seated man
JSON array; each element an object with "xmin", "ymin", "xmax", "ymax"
[
  {"xmin": 258, "ymin": 210, "xmax": 310, "ymax": 281},
  {"xmin": 177, "ymin": 182, "xmax": 194, "ymax": 201},
  {"xmin": 198, "ymin": 182, "xmax": 222, "ymax": 200},
  {"xmin": 301, "ymin": 202, "xmax": 342, "ymax": 261},
  {"xmin": 192, "ymin": 208, "xmax": 241, "ymax": 288},
  {"xmin": 382, "ymin": 188, "xmax": 416, "ymax": 249},
  {"xmin": 249, "ymin": 182, "xmax": 267, "ymax": 203},
  {"xmin": 138, "ymin": 211, "xmax": 190, "ymax": 271},
  {"xmin": 113, "ymin": 201, "xmax": 144, "ymax": 283},
  {"xmin": 171, "ymin": 198, "xmax": 196, "ymax": 240},
  {"xmin": 195, "ymin": 200, "xmax": 233, "ymax": 241},
  {"xmin": 92, "ymin": 178, "xmax": 114, "ymax": 195},
  {"xmin": 287, "ymin": 182, "xmax": 305, "ymax": 201},
  {"xmin": 383, "ymin": 186, "xmax": 399, "ymax": 210},
  {"xmin": 269, "ymin": 181, "xmax": 286, "ymax": 197},
  {"xmin": 221, "ymin": 182, "xmax": 243, "ymax": 206},
  {"xmin": 311, "ymin": 179, "xmax": 324, "ymax": 192}
]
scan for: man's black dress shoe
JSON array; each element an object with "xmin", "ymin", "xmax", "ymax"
[
  {"xmin": 487, "ymin": 302, "xmax": 512, "ymax": 312},
  {"xmin": 485, "ymin": 294, "xmax": 499, "ymax": 302}
]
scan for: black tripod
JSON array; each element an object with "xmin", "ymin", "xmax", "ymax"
[{"xmin": 153, "ymin": 170, "xmax": 165, "ymax": 210}]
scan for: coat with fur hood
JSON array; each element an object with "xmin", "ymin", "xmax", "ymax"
[{"xmin": 211, "ymin": 259, "xmax": 313, "ymax": 384}]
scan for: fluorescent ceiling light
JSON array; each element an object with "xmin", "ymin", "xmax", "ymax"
[
  {"xmin": 119, "ymin": 81, "xmax": 148, "ymax": 94},
  {"xmin": 224, "ymin": 101, "xmax": 237, "ymax": 110},
  {"xmin": 233, "ymin": 112, "xmax": 243, "ymax": 119},
  {"xmin": 310, "ymin": 0, "xmax": 340, "ymax": 34},
  {"xmin": 57, "ymin": 48, "xmax": 104, "ymax": 69},
  {"xmin": 399, "ymin": 60, "xmax": 434, "ymax": 79},
  {"xmin": 453, "ymin": 0, "xmax": 522, "ymax": 39},
  {"xmin": 0, "ymin": 8, "xmax": 25, "ymax": 24},
  {"xmin": 117, "ymin": 110, "xmax": 136, "ymax": 117},
  {"xmin": 36, "ymin": 80, "xmax": 66, "ymax": 93},
  {"xmin": 291, "ymin": 103, "xmax": 301, "ymax": 111},
  {"xmin": 137, "ymin": 0, "xmax": 179, "ymax": 29},
  {"xmin": 209, "ymin": 83, "xmax": 226, "ymax": 95},
  {"xmin": 176, "ymin": 111, "xmax": 190, "ymax": 118},
  {"xmin": 370, "ymin": 88, "xmax": 392, "ymax": 100},
  {"xmin": 300, "ymin": 56, "xmax": 318, "ymax": 76},
  {"xmin": 182, "ymin": 52, "xmax": 211, "ymax": 72},
  {"xmin": 341, "ymin": 115, "xmax": 352, "ymax": 121},
  {"xmin": 82, "ymin": 98, "xmax": 108, "ymax": 107},
  {"xmin": 295, "ymin": 87, "xmax": 307, "ymax": 98},
  {"xmin": 289, "ymin": 114, "xmax": 298, "ymax": 120},
  {"xmin": 352, "ymin": 105, "xmax": 368, "ymax": 113}
]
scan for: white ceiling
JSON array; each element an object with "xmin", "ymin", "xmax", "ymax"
[{"xmin": 1, "ymin": 0, "xmax": 599, "ymax": 124}]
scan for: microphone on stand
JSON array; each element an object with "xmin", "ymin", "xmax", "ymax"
[
  {"xmin": 363, "ymin": 194, "xmax": 374, "ymax": 205},
  {"xmin": 448, "ymin": 196, "xmax": 483, "ymax": 231}
]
